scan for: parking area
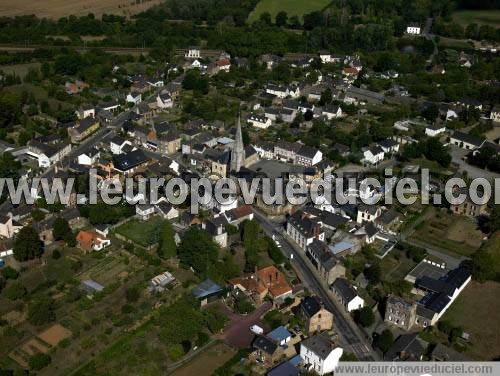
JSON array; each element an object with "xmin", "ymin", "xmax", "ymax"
[{"xmin": 220, "ymin": 302, "xmax": 272, "ymax": 349}]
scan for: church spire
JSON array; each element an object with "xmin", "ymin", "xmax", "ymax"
[{"xmin": 230, "ymin": 109, "xmax": 245, "ymax": 172}]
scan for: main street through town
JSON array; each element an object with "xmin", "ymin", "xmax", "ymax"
[{"xmin": 252, "ymin": 209, "xmax": 379, "ymax": 361}]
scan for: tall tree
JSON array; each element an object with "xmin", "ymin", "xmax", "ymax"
[
  {"xmin": 178, "ymin": 227, "xmax": 219, "ymax": 274},
  {"xmin": 275, "ymin": 11, "xmax": 288, "ymax": 27},
  {"xmin": 13, "ymin": 226, "xmax": 43, "ymax": 261},
  {"xmin": 53, "ymin": 217, "xmax": 71, "ymax": 241},
  {"xmin": 158, "ymin": 220, "xmax": 177, "ymax": 259}
]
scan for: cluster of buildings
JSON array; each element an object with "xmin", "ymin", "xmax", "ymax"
[{"xmin": 249, "ymin": 295, "xmax": 343, "ymax": 375}]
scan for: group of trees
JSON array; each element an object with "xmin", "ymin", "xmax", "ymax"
[
  {"xmin": 178, "ymin": 226, "xmax": 219, "ymax": 275},
  {"xmin": 156, "ymin": 296, "xmax": 214, "ymax": 361},
  {"xmin": 401, "ymin": 137, "xmax": 452, "ymax": 167},
  {"xmin": 13, "ymin": 227, "xmax": 44, "ymax": 262}
]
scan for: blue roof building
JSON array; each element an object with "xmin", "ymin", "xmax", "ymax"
[{"xmin": 267, "ymin": 326, "xmax": 292, "ymax": 346}]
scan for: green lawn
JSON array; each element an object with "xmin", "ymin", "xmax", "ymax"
[
  {"xmin": 114, "ymin": 217, "xmax": 164, "ymax": 247},
  {"xmin": 452, "ymin": 10, "xmax": 500, "ymax": 28},
  {"xmin": 444, "ymin": 281, "xmax": 500, "ymax": 360},
  {"xmin": 248, "ymin": 0, "xmax": 331, "ymax": 23}
]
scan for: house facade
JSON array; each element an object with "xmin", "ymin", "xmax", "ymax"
[
  {"xmin": 300, "ymin": 333, "xmax": 343, "ymax": 376},
  {"xmin": 331, "ymin": 278, "xmax": 365, "ymax": 312}
]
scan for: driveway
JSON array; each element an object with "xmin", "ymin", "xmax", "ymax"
[
  {"xmin": 450, "ymin": 146, "xmax": 500, "ymax": 181},
  {"xmin": 220, "ymin": 302, "xmax": 272, "ymax": 348}
]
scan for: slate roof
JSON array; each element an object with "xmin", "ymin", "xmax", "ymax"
[
  {"xmin": 301, "ymin": 332, "xmax": 337, "ymax": 359},
  {"xmin": 384, "ymin": 333, "xmax": 426, "ymax": 361},
  {"xmin": 451, "ymin": 131, "xmax": 484, "ymax": 147},
  {"xmin": 331, "ymin": 278, "xmax": 358, "ymax": 302},
  {"xmin": 267, "ymin": 361, "xmax": 299, "ymax": 376},
  {"xmin": 192, "ymin": 279, "xmax": 223, "ymax": 299},
  {"xmin": 300, "ymin": 296, "xmax": 322, "ymax": 318},
  {"xmin": 113, "ymin": 149, "xmax": 149, "ymax": 172},
  {"xmin": 253, "ymin": 335, "xmax": 278, "ymax": 355},
  {"xmin": 297, "ymin": 145, "xmax": 320, "ymax": 159}
]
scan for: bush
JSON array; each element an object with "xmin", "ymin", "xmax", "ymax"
[
  {"xmin": 29, "ymin": 353, "xmax": 51, "ymax": 370},
  {"xmin": 28, "ymin": 297, "xmax": 56, "ymax": 325},
  {"xmin": 52, "ymin": 249, "xmax": 62, "ymax": 259},
  {"xmin": 125, "ymin": 286, "xmax": 140, "ymax": 302},
  {"xmin": 3, "ymin": 281, "xmax": 27, "ymax": 300},
  {"xmin": 354, "ymin": 307, "xmax": 375, "ymax": 327},
  {"xmin": 1, "ymin": 266, "xmax": 19, "ymax": 280},
  {"xmin": 373, "ymin": 329, "xmax": 394, "ymax": 353},
  {"xmin": 196, "ymin": 331, "xmax": 210, "ymax": 347},
  {"xmin": 234, "ymin": 295, "xmax": 255, "ymax": 314},
  {"xmin": 167, "ymin": 344, "xmax": 184, "ymax": 361}
]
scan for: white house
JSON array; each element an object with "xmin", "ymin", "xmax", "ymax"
[
  {"xmin": 362, "ymin": 146, "xmax": 385, "ymax": 165},
  {"xmin": 406, "ymin": 24, "xmax": 421, "ymax": 35},
  {"xmin": 77, "ymin": 148, "xmax": 100, "ymax": 166},
  {"xmin": 185, "ymin": 46, "xmax": 201, "ymax": 59},
  {"xmin": 126, "ymin": 92, "xmax": 142, "ymax": 105},
  {"xmin": 190, "ymin": 59, "xmax": 207, "ymax": 70},
  {"xmin": 156, "ymin": 93, "xmax": 173, "ymax": 110},
  {"xmin": 265, "ymin": 84, "xmax": 300, "ymax": 99},
  {"xmin": 319, "ymin": 53, "xmax": 334, "ymax": 64},
  {"xmin": 490, "ymin": 105, "xmax": 500, "ymax": 123},
  {"xmin": 247, "ymin": 114, "xmax": 272, "ymax": 129},
  {"xmin": 155, "ymin": 201, "xmax": 179, "ymax": 220},
  {"xmin": 322, "ymin": 104, "xmax": 342, "ymax": 120},
  {"xmin": 425, "ymin": 123, "xmax": 446, "ymax": 137},
  {"xmin": 136, "ymin": 204, "xmax": 155, "ymax": 221},
  {"xmin": 377, "ymin": 139, "xmax": 400, "ymax": 154},
  {"xmin": 27, "ymin": 140, "xmax": 72, "ymax": 168},
  {"xmin": 449, "ymin": 131, "xmax": 485, "ymax": 150},
  {"xmin": 300, "ymin": 332, "xmax": 343, "ymax": 376},
  {"xmin": 75, "ymin": 106, "xmax": 95, "ymax": 119},
  {"xmin": 356, "ymin": 204, "xmax": 382, "ymax": 224},
  {"xmin": 252, "ymin": 141, "xmax": 274, "ymax": 160},
  {"xmin": 294, "ymin": 145, "xmax": 323, "ymax": 167},
  {"xmin": 110, "ymin": 136, "xmax": 133, "ymax": 155},
  {"xmin": 0, "ymin": 214, "xmax": 21, "ymax": 238},
  {"xmin": 331, "ymin": 278, "xmax": 365, "ymax": 312},
  {"xmin": 202, "ymin": 218, "xmax": 228, "ymax": 248},
  {"xmin": 286, "ymin": 211, "xmax": 325, "ymax": 250}
]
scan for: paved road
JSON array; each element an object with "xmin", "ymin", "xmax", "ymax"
[
  {"xmin": 450, "ymin": 146, "xmax": 500, "ymax": 181},
  {"xmin": 252, "ymin": 210, "xmax": 379, "ymax": 361}
]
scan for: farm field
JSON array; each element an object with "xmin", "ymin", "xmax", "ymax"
[
  {"xmin": 452, "ymin": 10, "xmax": 500, "ymax": 28},
  {"xmin": 410, "ymin": 212, "xmax": 484, "ymax": 257},
  {"xmin": 0, "ymin": 0, "xmax": 163, "ymax": 19},
  {"xmin": 248, "ymin": 0, "xmax": 331, "ymax": 23},
  {"xmin": 172, "ymin": 342, "xmax": 236, "ymax": 376},
  {"xmin": 443, "ymin": 281, "xmax": 500, "ymax": 360}
]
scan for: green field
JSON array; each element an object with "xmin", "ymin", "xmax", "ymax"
[
  {"xmin": 248, "ymin": 0, "xmax": 331, "ymax": 23},
  {"xmin": 114, "ymin": 217, "xmax": 164, "ymax": 247},
  {"xmin": 444, "ymin": 281, "xmax": 500, "ymax": 360},
  {"xmin": 452, "ymin": 10, "xmax": 500, "ymax": 28}
]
